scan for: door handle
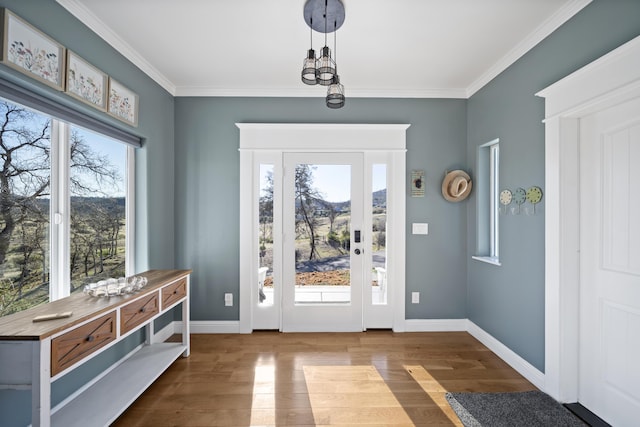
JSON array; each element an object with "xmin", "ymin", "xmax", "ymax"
[{"xmin": 354, "ymin": 248, "xmax": 361, "ymax": 255}]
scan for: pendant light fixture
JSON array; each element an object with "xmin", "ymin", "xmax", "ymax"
[
  {"xmin": 326, "ymin": 20, "xmax": 345, "ymax": 108},
  {"xmin": 301, "ymin": 0, "xmax": 345, "ymax": 108},
  {"xmin": 301, "ymin": 17, "xmax": 318, "ymax": 85}
]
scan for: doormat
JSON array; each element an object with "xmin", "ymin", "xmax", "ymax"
[{"xmin": 445, "ymin": 390, "xmax": 587, "ymax": 427}]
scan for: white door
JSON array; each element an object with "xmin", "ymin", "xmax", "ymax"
[
  {"xmin": 579, "ymin": 96, "xmax": 640, "ymax": 426},
  {"xmin": 281, "ymin": 153, "xmax": 364, "ymax": 332}
]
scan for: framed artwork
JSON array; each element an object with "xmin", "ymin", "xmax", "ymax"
[
  {"xmin": 0, "ymin": 8, "xmax": 65, "ymax": 90},
  {"xmin": 108, "ymin": 77, "xmax": 138, "ymax": 127},
  {"xmin": 65, "ymin": 50, "xmax": 107, "ymax": 111},
  {"xmin": 411, "ymin": 170, "xmax": 425, "ymax": 197}
]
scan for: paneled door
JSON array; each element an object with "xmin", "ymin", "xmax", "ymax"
[
  {"xmin": 579, "ymin": 96, "xmax": 640, "ymax": 426},
  {"xmin": 281, "ymin": 153, "xmax": 364, "ymax": 332}
]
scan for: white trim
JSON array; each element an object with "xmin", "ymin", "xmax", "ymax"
[
  {"xmin": 404, "ymin": 319, "xmax": 467, "ymax": 332},
  {"xmin": 237, "ymin": 123, "xmax": 408, "ymax": 334},
  {"xmin": 174, "ymin": 86, "xmax": 469, "ymax": 99},
  {"xmin": 537, "ymin": 35, "xmax": 640, "ymax": 403},
  {"xmin": 125, "ymin": 146, "xmax": 135, "ymax": 276},
  {"xmin": 56, "ymin": 0, "xmax": 176, "ymax": 95},
  {"xmin": 471, "ymin": 256, "xmax": 502, "ymax": 266},
  {"xmin": 467, "ymin": 321, "xmax": 546, "ymax": 391},
  {"xmin": 189, "ymin": 321, "xmax": 241, "ymax": 334},
  {"xmin": 466, "ymin": 0, "xmax": 591, "ymax": 97},
  {"xmin": 237, "ymin": 123, "xmax": 409, "ymax": 151}
]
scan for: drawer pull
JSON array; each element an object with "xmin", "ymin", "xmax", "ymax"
[
  {"xmin": 86, "ymin": 335, "xmax": 95, "ymax": 342},
  {"xmin": 139, "ymin": 307, "xmax": 146, "ymax": 313},
  {"xmin": 173, "ymin": 290, "xmax": 178, "ymax": 294}
]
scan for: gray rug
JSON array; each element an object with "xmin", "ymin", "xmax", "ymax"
[{"xmin": 445, "ymin": 391, "xmax": 587, "ymax": 427}]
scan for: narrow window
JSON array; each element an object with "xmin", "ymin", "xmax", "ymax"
[{"xmin": 473, "ymin": 139, "xmax": 501, "ymax": 265}]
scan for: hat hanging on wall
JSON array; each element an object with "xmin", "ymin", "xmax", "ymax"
[{"xmin": 442, "ymin": 170, "xmax": 472, "ymax": 202}]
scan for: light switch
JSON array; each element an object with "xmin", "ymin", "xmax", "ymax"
[
  {"xmin": 224, "ymin": 293, "xmax": 233, "ymax": 306},
  {"xmin": 412, "ymin": 223, "xmax": 429, "ymax": 235}
]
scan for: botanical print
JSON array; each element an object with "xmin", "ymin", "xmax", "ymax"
[
  {"xmin": 108, "ymin": 78, "xmax": 138, "ymax": 126},
  {"xmin": 4, "ymin": 11, "xmax": 63, "ymax": 88},
  {"xmin": 66, "ymin": 52, "xmax": 106, "ymax": 110}
]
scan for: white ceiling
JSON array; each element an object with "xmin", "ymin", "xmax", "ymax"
[{"xmin": 57, "ymin": 0, "xmax": 590, "ymax": 98}]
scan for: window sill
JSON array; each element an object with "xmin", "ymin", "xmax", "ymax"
[{"xmin": 472, "ymin": 256, "xmax": 502, "ymax": 266}]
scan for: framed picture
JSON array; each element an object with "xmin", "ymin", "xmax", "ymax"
[
  {"xmin": 66, "ymin": 51, "xmax": 107, "ymax": 111},
  {"xmin": 108, "ymin": 77, "xmax": 138, "ymax": 127},
  {"xmin": 411, "ymin": 170, "xmax": 425, "ymax": 197},
  {"xmin": 0, "ymin": 8, "xmax": 65, "ymax": 91}
]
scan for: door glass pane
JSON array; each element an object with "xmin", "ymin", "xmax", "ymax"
[
  {"xmin": 294, "ymin": 164, "xmax": 351, "ymax": 304},
  {"xmin": 69, "ymin": 127, "xmax": 126, "ymax": 294},
  {"xmin": 258, "ymin": 164, "xmax": 274, "ymax": 306},
  {"xmin": 0, "ymin": 100, "xmax": 51, "ymax": 316},
  {"xmin": 372, "ymin": 164, "xmax": 387, "ymax": 304}
]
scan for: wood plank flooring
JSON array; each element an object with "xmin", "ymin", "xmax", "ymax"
[{"xmin": 113, "ymin": 331, "xmax": 536, "ymax": 426}]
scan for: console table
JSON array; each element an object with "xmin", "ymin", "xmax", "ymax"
[{"xmin": 0, "ymin": 269, "xmax": 191, "ymax": 427}]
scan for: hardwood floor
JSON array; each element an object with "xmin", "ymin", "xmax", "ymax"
[{"xmin": 113, "ymin": 331, "xmax": 536, "ymax": 426}]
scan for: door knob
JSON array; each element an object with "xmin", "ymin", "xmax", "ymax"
[{"xmin": 354, "ymin": 249, "xmax": 361, "ymax": 255}]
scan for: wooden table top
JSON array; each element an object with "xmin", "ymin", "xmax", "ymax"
[{"xmin": 0, "ymin": 269, "xmax": 191, "ymax": 341}]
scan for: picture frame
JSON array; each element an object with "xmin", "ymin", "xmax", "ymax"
[
  {"xmin": 108, "ymin": 77, "xmax": 138, "ymax": 127},
  {"xmin": 411, "ymin": 170, "xmax": 425, "ymax": 197},
  {"xmin": 0, "ymin": 8, "xmax": 65, "ymax": 91},
  {"xmin": 65, "ymin": 50, "xmax": 108, "ymax": 111}
]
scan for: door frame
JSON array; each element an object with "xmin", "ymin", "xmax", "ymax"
[
  {"xmin": 237, "ymin": 123, "xmax": 409, "ymax": 333},
  {"xmin": 537, "ymin": 35, "xmax": 640, "ymax": 402}
]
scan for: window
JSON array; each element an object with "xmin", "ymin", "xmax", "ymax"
[
  {"xmin": 0, "ymin": 97, "xmax": 133, "ymax": 316},
  {"xmin": 473, "ymin": 138, "xmax": 501, "ymax": 265}
]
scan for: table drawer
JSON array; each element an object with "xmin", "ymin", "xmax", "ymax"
[
  {"xmin": 120, "ymin": 292, "xmax": 159, "ymax": 335},
  {"xmin": 51, "ymin": 312, "xmax": 116, "ymax": 376},
  {"xmin": 162, "ymin": 278, "xmax": 187, "ymax": 310}
]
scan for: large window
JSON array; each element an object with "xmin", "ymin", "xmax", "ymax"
[
  {"xmin": 0, "ymin": 98, "xmax": 132, "ymax": 316},
  {"xmin": 474, "ymin": 138, "xmax": 500, "ymax": 265}
]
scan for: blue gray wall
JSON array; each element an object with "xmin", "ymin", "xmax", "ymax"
[
  {"xmin": 174, "ymin": 98, "xmax": 469, "ymax": 321},
  {"xmin": 0, "ymin": 1, "xmax": 175, "ymax": 425},
  {"xmin": 466, "ymin": 0, "xmax": 640, "ymax": 372},
  {"xmin": 0, "ymin": 0, "xmax": 175, "ymax": 271}
]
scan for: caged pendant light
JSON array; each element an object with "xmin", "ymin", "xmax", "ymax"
[
  {"xmin": 301, "ymin": 0, "xmax": 345, "ymax": 108},
  {"xmin": 326, "ymin": 20, "xmax": 345, "ymax": 108}
]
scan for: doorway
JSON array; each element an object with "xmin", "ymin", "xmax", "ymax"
[
  {"xmin": 539, "ymin": 35, "xmax": 640, "ymax": 426},
  {"xmin": 237, "ymin": 123, "xmax": 409, "ymax": 333}
]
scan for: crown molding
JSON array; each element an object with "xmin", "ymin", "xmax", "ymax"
[
  {"xmin": 56, "ymin": 0, "xmax": 177, "ymax": 96},
  {"xmin": 58, "ymin": 0, "xmax": 590, "ymax": 100},
  {"xmin": 465, "ymin": 0, "xmax": 592, "ymax": 97},
  {"xmin": 174, "ymin": 85, "xmax": 468, "ymax": 99}
]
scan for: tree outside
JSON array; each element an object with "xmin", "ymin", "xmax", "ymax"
[{"xmin": 0, "ymin": 100, "xmax": 126, "ymax": 316}]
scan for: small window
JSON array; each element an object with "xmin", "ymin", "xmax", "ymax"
[{"xmin": 473, "ymin": 139, "xmax": 501, "ymax": 266}]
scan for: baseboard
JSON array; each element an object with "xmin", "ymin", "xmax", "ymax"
[
  {"xmin": 404, "ymin": 318, "xmax": 468, "ymax": 332},
  {"xmin": 189, "ymin": 320, "xmax": 241, "ymax": 334},
  {"xmin": 466, "ymin": 320, "xmax": 545, "ymax": 390}
]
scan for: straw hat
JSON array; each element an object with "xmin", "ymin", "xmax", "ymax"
[{"xmin": 441, "ymin": 170, "xmax": 472, "ymax": 202}]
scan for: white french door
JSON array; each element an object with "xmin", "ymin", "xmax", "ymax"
[
  {"xmin": 281, "ymin": 153, "xmax": 364, "ymax": 332},
  {"xmin": 238, "ymin": 123, "xmax": 408, "ymax": 334}
]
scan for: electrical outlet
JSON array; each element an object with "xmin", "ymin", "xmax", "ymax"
[
  {"xmin": 412, "ymin": 292, "xmax": 420, "ymax": 304},
  {"xmin": 224, "ymin": 293, "xmax": 233, "ymax": 306}
]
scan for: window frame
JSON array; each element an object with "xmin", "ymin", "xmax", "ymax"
[
  {"xmin": 473, "ymin": 138, "xmax": 501, "ymax": 266},
  {"xmin": 0, "ymin": 95, "xmax": 135, "ymax": 312}
]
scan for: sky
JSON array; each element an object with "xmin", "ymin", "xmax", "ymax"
[
  {"xmin": 260, "ymin": 163, "xmax": 387, "ymax": 203},
  {"xmin": 73, "ymin": 126, "xmax": 127, "ymax": 197}
]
